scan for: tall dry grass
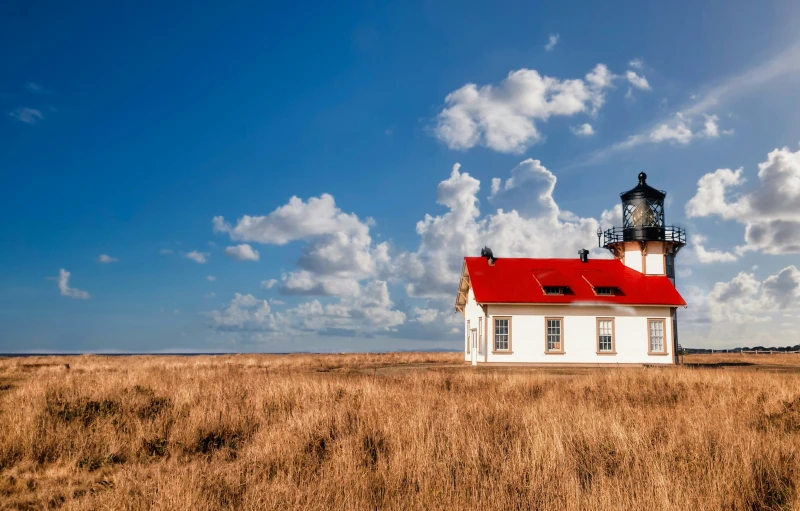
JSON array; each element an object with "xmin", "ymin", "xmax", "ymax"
[{"xmin": 1, "ymin": 353, "xmax": 799, "ymax": 510}]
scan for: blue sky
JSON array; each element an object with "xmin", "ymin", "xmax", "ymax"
[{"xmin": 3, "ymin": 0, "xmax": 800, "ymax": 352}]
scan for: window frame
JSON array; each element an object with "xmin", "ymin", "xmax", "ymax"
[
  {"xmin": 492, "ymin": 316, "xmax": 513, "ymax": 354},
  {"xmin": 596, "ymin": 317, "xmax": 616, "ymax": 355},
  {"xmin": 647, "ymin": 318, "xmax": 668, "ymax": 355},
  {"xmin": 544, "ymin": 317, "xmax": 565, "ymax": 354}
]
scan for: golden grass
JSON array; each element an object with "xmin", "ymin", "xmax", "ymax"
[{"xmin": 1, "ymin": 352, "xmax": 800, "ymax": 510}]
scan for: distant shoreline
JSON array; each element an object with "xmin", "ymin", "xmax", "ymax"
[{"xmin": 0, "ymin": 349, "xmax": 463, "ymax": 357}]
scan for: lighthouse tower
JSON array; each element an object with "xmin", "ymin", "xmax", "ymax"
[{"xmin": 598, "ymin": 172, "xmax": 686, "ymax": 284}]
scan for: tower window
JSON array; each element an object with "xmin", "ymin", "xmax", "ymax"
[
  {"xmin": 594, "ymin": 287, "xmax": 616, "ymax": 295},
  {"xmin": 543, "ymin": 286, "xmax": 568, "ymax": 295}
]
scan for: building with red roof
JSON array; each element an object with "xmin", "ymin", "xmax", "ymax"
[{"xmin": 455, "ymin": 173, "xmax": 687, "ymax": 365}]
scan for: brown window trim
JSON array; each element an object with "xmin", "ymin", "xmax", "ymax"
[
  {"xmin": 466, "ymin": 319, "xmax": 470, "ymax": 354},
  {"xmin": 544, "ymin": 316, "xmax": 565, "ymax": 354},
  {"xmin": 491, "ymin": 316, "xmax": 513, "ymax": 354},
  {"xmin": 596, "ymin": 317, "xmax": 616, "ymax": 355},
  {"xmin": 647, "ymin": 318, "xmax": 668, "ymax": 355}
]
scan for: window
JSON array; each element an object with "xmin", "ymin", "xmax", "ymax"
[
  {"xmin": 595, "ymin": 287, "xmax": 615, "ymax": 296},
  {"xmin": 545, "ymin": 317, "xmax": 564, "ymax": 353},
  {"xmin": 493, "ymin": 317, "xmax": 511, "ymax": 352},
  {"xmin": 648, "ymin": 319, "xmax": 667, "ymax": 354},
  {"xmin": 597, "ymin": 318, "xmax": 615, "ymax": 354},
  {"xmin": 666, "ymin": 254, "xmax": 675, "ymax": 278},
  {"xmin": 543, "ymin": 286, "xmax": 568, "ymax": 295}
]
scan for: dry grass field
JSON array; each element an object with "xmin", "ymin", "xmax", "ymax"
[{"xmin": 1, "ymin": 352, "xmax": 800, "ymax": 510}]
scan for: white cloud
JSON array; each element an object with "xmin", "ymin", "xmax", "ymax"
[
  {"xmin": 204, "ymin": 292, "xmax": 216, "ymax": 299},
  {"xmin": 570, "ymin": 123, "xmax": 595, "ymax": 136},
  {"xmin": 585, "ymin": 42, "xmax": 800, "ymax": 163},
  {"xmin": 207, "ymin": 275, "xmax": 216, "ymax": 282},
  {"xmin": 545, "ymin": 33, "xmax": 559, "ymax": 51},
  {"xmin": 211, "ymin": 280, "xmax": 405, "ymax": 336},
  {"xmin": 433, "ymin": 64, "xmax": 616, "ymax": 153},
  {"xmin": 224, "ymin": 244, "xmax": 260, "ymax": 262},
  {"xmin": 691, "ymin": 234, "xmax": 738, "ymax": 263},
  {"xmin": 261, "ymin": 278, "xmax": 278, "ymax": 289},
  {"xmin": 701, "ymin": 114, "xmax": 720, "ymax": 138},
  {"xmin": 210, "ymin": 293, "xmax": 277, "ymax": 331},
  {"xmin": 628, "ymin": 59, "xmax": 644, "ymax": 71},
  {"xmin": 25, "ymin": 82, "xmax": 46, "ymax": 93},
  {"xmin": 97, "ymin": 254, "xmax": 119, "ymax": 263},
  {"xmin": 686, "ymin": 145, "xmax": 800, "ymax": 254},
  {"xmin": 649, "ymin": 114, "xmax": 693, "ymax": 144},
  {"xmin": 183, "ymin": 251, "xmax": 209, "ymax": 264},
  {"xmin": 214, "ymin": 193, "xmax": 390, "ymax": 298},
  {"xmin": 9, "ymin": 107, "xmax": 43, "ymax": 125},
  {"xmin": 58, "ymin": 269, "xmax": 90, "ymax": 299},
  {"xmin": 395, "ymin": 160, "xmax": 609, "ymax": 299},
  {"xmin": 625, "ymin": 70, "xmax": 650, "ymax": 90},
  {"xmin": 159, "ymin": 249, "xmax": 174, "ymax": 255},
  {"xmin": 707, "ymin": 266, "xmax": 800, "ymax": 323}
]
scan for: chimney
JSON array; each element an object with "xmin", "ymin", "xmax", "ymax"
[
  {"xmin": 578, "ymin": 249, "xmax": 589, "ymax": 263},
  {"xmin": 480, "ymin": 246, "xmax": 496, "ymax": 266}
]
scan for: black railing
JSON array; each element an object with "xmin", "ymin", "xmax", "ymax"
[{"xmin": 601, "ymin": 226, "xmax": 686, "ymax": 247}]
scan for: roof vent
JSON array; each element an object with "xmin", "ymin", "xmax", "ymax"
[
  {"xmin": 578, "ymin": 248, "xmax": 589, "ymax": 263},
  {"xmin": 480, "ymin": 246, "xmax": 496, "ymax": 266}
]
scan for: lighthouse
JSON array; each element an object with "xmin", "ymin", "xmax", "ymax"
[{"xmin": 598, "ymin": 172, "xmax": 686, "ymax": 285}]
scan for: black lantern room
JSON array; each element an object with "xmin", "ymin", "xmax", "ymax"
[{"xmin": 599, "ymin": 172, "xmax": 685, "ymax": 252}]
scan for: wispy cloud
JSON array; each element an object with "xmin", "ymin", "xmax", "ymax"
[
  {"xmin": 545, "ymin": 33, "xmax": 559, "ymax": 52},
  {"xmin": 572, "ymin": 41, "xmax": 800, "ymax": 167},
  {"xmin": 97, "ymin": 254, "xmax": 119, "ymax": 263},
  {"xmin": 9, "ymin": 107, "xmax": 43, "ymax": 125},
  {"xmin": 184, "ymin": 251, "xmax": 209, "ymax": 264},
  {"xmin": 25, "ymin": 82, "xmax": 48, "ymax": 94},
  {"xmin": 58, "ymin": 269, "xmax": 90, "ymax": 299}
]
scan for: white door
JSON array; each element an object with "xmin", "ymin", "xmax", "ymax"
[{"xmin": 471, "ymin": 329, "xmax": 478, "ymax": 365}]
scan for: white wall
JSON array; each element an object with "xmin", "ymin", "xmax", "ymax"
[
  {"xmin": 483, "ymin": 304, "xmax": 674, "ymax": 364},
  {"xmin": 645, "ymin": 242, "xmax": 665, "ymax": 275},
  {"xmin": 463, "ymin": 287, "xmax": 486, "ymax": 362},
  {"xmin": 622, "ymin": 242, "xmax": 642, "ymax": 273}
]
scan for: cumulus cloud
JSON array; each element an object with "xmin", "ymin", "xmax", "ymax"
[
  {"xmin": 58, "ymin": 269, "xmax": 90, "ymax": 299},
  {"xmin": 97, "ymin": 254, "xmax": 119, "ymax": 263},
  {"xmin": 691, "ymin": 234, "xmax": 738, "ymax": 263},
  {"xmin": 9, "ymin": 107, "xmax": 43, "ymax": 124},
  {"xmin": 183, "ymin": 251, "xmax": 209, "ymax": 264},
  {"xmin": 214, "ymin": 194, "xmax": 390, "ymax": 298},
  {"xmin": 545, "ymin": 33, "xmax": 559, "ymax": 51},
  {"xmin": 261, "ymin": 279, "xmax": 278, "ymax": 289},
  {"xmin": 211, "ymin": 281, "xmax": 405, "ymax": 337},
  {"xmin": 707, "ymin": 266, "xmax": 800, "ymax": 323},
  {"xmin": 394, "ymin": 160, "xmax": 610, "ymax": 299},
  {"xmin": 224, "ymin": 244, "xmax": 260, "ymax": 261},
  {"xmin": 570, "ymin": 123, "xmax": 595, "ymax": 136},
  {"xmin": 625, "ymin": 70, "xmax": 650, "ymax": 90},
  {"xmin": 434, "ymin": 64, "xmax": 616, "ymax": 153},
  {"xmin": 686, "ymin": 145, "xmax": 800, "ymax": 254},
  {"xmin": 210, "ymin": 293, "xmax": 277, "ymax": 331}
]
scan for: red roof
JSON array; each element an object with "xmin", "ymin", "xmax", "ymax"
[{"xmin": 463, "ymin": 257, "xmax": 685, "ymax": 306}]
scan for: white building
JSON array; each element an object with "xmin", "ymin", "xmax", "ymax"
[{"xmin": 455, "ymin": 173, "xmax": 687, "ymax": 365}]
